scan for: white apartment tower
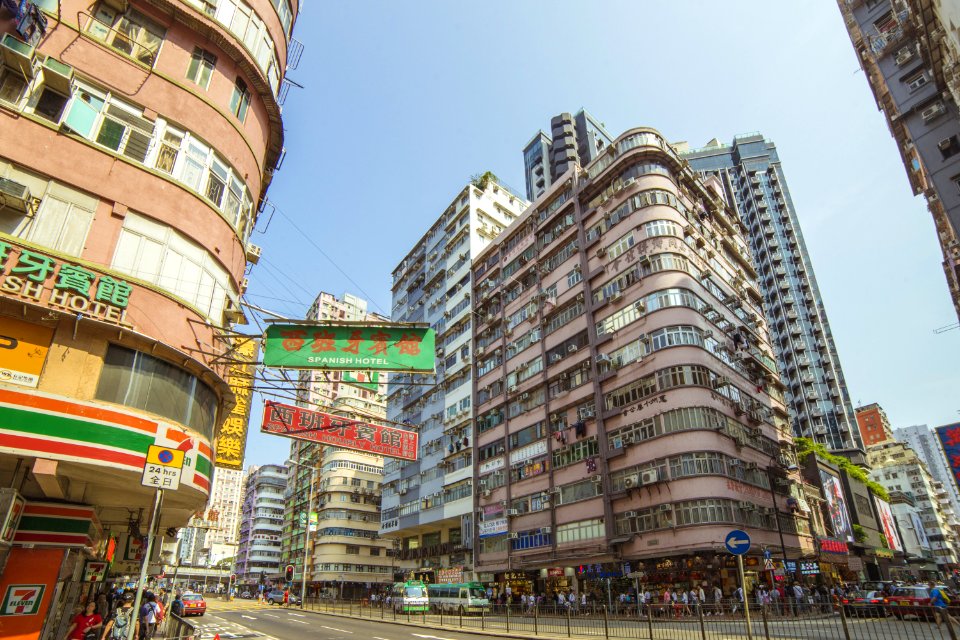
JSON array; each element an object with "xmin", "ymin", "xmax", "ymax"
[{"xmin": 380, "ymin": 176, "xmax": 528, "ymax": 578}]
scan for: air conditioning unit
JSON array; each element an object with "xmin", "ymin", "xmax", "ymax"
[
  {"xmin": 623, "ymin": 473, "xmax": 640, "ymax": 489},
  {"xmin": 476, "ymin": 346, "xmax": 485, "ymax": 356},
  {"xmin": 596, "ymin": 248, "xmax": 607, "ymax": 258},
  {"xmin": 608, "ymin": 291, "xmax": 622, "ymax": 302},
  {"xmin": 624, "ymin": 510, "xmax": 638, "ymax": 518},
  {"xmin": 519, "ymin": 392, "xmax": 529, "ymax": 400},
  {"xmin": 745, "ymin": 462, "xmax": 758, "ymax": 471},
  {"xmin": 0, "ymin": 177, "xmax": 32, "ymax": 212},
  {"xmin": 657, "ymin": 504, "xmax": 672, "ymax": 513},
  {"xmin": 551, "ymin": 354, "xmax": 563, "ymax": 363},
  {"xmin": 738, "ymin": 501, "xmax": 755, "ymax": 511},
  {"xmin": 633, "ymin": 301, "xmax": 646, "ymax": 313},
  {"xmin": 508, "ymin": 385, "xmax": 518, "ymax": 394},
  {"xmin": 567, "ymin": 344, "xmax": 578, "ymax": 353},
  {"xmin": 507, "ymin": 509, "xmax": 520, "ymax": 517},
  {"xmin": 591, "ymin": 475, "xmax": 602, "ymax": 483},
  {"xmin": 596, "ymin": 354, "xmax": 612, "ymax": 364},
  {"xmin": 578, "ymin": 407, "xmax": 595, "ymax": 420},
  {"xmin": 922, "ymin": 102, "xmax": 946, "ymax": 122},
  {"xmin": 245, "ymin": 243, "xmax": 262, "ymax": 264},
  {"xmin": 540, "ymin": 526, "xmax": 551, "ymax": 534},
  {"xmin": 482, "ymin": 490, "xmax": 491, "ymax": 498},
  {"xmin": 641, "ymin": 470, "xmax": 659, "ymax": 485},
  {"xmin": 895, "ymin": 47, "xmax": 914, "ymax": 65},
  {"xmin": 621, "ymin": 433, "xmax": 634, "ymax": 446},
  {"xmin": 239, "ymin": 277, "xmax": 249, "ymax": 291}
]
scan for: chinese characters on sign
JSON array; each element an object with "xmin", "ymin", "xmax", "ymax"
[
  {"xmin": 215, "ymin": 338, "xmax": 257, "ymax": 470},
  {"xmin": 262, "ymin": 323, "xmax": 435, "ymax": 373},
  {"xmin": 260, "ymin": 401, "xmax": 419, "ymax": 461},
  {"xmin": 818, "ymin": 538, "xmax": 848, "ymax": 554},
  {"xmin": 0, "ymin": 240, "xmax": 133, "ymax": 327},
  {"xmin": 140, "ymin": 445, "xmax": 185, "ymax": 490}
]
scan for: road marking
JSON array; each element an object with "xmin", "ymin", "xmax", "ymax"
[
  {"xmin": 411, "ymin": 635, "xmax": 457, "ymax": 640},
  {"xmin": 373, "ymin": 637, "xmax": 391, "ymax": 640},
  {"xmin": 290, "ymin": 620, "xmax": 308, "ymax": 625},
  {"xmin": 321, "ymin": 626, "xmax": 353, "ymax": 633},
  {"xmin": 288, "ymin": 612, "xmax": 305, "ymax": 617},
  {"xmin": 241, "ymin": 615, "xmax": 257, "ymax": 620},
  {"xmin": 263, "ymin": 613, "xmax": 279, "ymax": 618}
]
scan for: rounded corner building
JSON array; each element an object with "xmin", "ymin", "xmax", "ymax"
[
  {"xmin": 0, "ymin": 0, "xmax": 298, "ymax": 629},
  {"xmin": 472, "ymin": 126, "xmax": 816, "ymax": 598}
]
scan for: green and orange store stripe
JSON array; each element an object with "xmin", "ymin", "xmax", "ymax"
[{"xmin": 0, "ymin": 387, "xmax": 212, "ymax": 492}]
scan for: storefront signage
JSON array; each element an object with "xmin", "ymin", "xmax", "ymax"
[
  {"xmin": 819, "ymin": 538, "xmax": 848, "ymax": 554},
  {"xmin": 0, "ymin": 489, "xmax": 25, "ymax": 545},
  {"xmin": 215, "ymin": 338, "xmax": 257, "ymax": 470},
  {"xmin": 478, "ymin": 518, "xmax": 507, "ymax": 538},
  {"xmin": 577, "ymin": 563, "xmax": 622, "ymax": 578},
  {"xmin": 502, "ymin": 572, "xmax": 529, "ymax": 582},
  {"xmin": 874, "ymin": 548, "xmax": 894, "ymax": 559},
  {"xmin": 911, "ymin": 512, "xmax": 931, "ymax": 549},
  {"xmin": 0, "ymin": 241, "xmax": 133, "ymax": 327},
  {"xmin": 82, "ymin": 561, "xmax": 107, "ymax": 583},
  {"xmin": 936, "ymin": 423, "xmax": 960, "ymax": 495},
  {"xmin": 547, "ymin": 567, "xmax": 564, "ymax": 578},
  {"xmin": 261, "ymin": 401, "xmax": 418, "ymax": 461},
  {"xmin": 263, "ymin": 323, "xmax": 436, "ymax": 373},
  {"xmin": 847, "ymin": 557, "xmax": 863, "ymax": 572},
  {"xmin": 479, "ymin": 457, "xmax": 504, "ymax": 474},
  {"xmin": 510, "ymin": 439, "xmax": 547, "ymax": 464},
  {"xmin": 799, "ymin": 562, "xmax": 820, "ymax": 575},
  {"xmin": 725, "ymin": 479, "xmax": 768, "ymax": 500},
  {"xmin": 0, "ymin": 584, "xmax": 45, "ymax": 616},
  {"xmin": 0, "ymin": 316, "xmax": 53, "ymax": 388},
  {"xmin": 437, "ymin": 567, "xmax": 463, "ymax": 584}
]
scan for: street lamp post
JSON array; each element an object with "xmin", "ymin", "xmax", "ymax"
[{"xmin": 286, "ymin": 458, "xmax": 317, "ymax": 609}]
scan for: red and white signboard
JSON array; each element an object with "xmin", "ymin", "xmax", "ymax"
[{"xmin": 261, "ymin": 401, "xmax": 418, "ymax": 461}]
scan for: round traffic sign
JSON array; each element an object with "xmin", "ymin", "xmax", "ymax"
[
  {"xmin": 158, "ymin": 449, "xmax": 174, "ymax": 464},
  {"xmin": 725, "ymin": 529, "xmax": 751, "ymax": 555}
]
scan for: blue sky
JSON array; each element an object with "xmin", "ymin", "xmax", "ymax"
[{"xmin": 241, "ymin": 1, "xmax": 960, "ymax": 467}]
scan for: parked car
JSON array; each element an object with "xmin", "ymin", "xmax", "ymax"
[
  {"xmin": 181, "ymin": 593, "xmax": 206, "ymax": 617},
  {"xmin": 239, "ymin": 591, "xmax": 253, "ymax": 599},
  {"xmin": 886, "ymin": 585, "xmax": 957, "ymax": 620},
  {"xmin": 842, "ymin": 590, "xmax": 887, "ymax": 618},
  {"xmin": 264, "ymin": 589, "xmax": 300, "ymax": 606}
]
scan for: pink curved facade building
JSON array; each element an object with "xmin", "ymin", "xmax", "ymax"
[
  {"xmin": 472, "ymin": 128, "xmax": 815, "ymax": 597},
  {"xmin": 0, "ymin": 0, "xmax": 297, "ymax": 629}
]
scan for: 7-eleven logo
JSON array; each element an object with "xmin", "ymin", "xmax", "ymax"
[{"xmin": 1, "ymin": 584, "xmax": 46, "ymax": 616}]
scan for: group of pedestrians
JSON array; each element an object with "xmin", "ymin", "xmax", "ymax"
[{"xmin": 64, "ymin": 587, "xmax": 185, "ymax": 640}]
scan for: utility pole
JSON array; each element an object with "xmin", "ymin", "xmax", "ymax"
[{"xmin": 129, "ymin": 489, "xmax": 164, "ymax": 640}]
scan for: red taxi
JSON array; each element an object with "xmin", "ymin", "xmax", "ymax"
[
  {"xmin": 181, "ymin": 593, "xmax": 207, "ymax": 616},
  {"xmin": 886, "ymin": 585, "xmax": 956, "ymax": 620}
]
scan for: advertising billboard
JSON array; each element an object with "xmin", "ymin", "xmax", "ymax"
[
  {"xmin": 215, "ymin": 338, "xmax": 258, "ymax": 470},
  {"xmin": 819, "ymin": 470, "xmax": 853, "ymax": 542},
  {"xmin": 260, "ymin": 401, "xmax": 418, "ymax": 461},
  {"xmin": 935, "ymin": 424, "xmax": 960, "ymax": 495},
  {"xmin": 263, "ymin": 324, "xmax": 435, "ymax": 373},
  {"xmin": 873, "ymin": 496, "xmax": 903, "ymax": 552},
  {"xmin": 911, "ymin": 512, "xmax": 931, "ymax": 550}
]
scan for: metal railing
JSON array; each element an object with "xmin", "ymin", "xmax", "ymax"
[
  {"xmin": 297, "ymin": 598, "xmax": 960, "ymax": 640},
  {"xmin": 162, "ymin": 613, "xmax": 196, "ymax": 640}
]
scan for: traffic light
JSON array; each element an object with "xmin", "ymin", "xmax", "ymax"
[
  {"xmin": 260, "ymin": 572, "xmax": 266, "ymax": 585},
  {"xmin": 284, "ymin": 564, "xmax": 295, "ymax": 583},
  {"xmin": 230, "ymin": 574, "xmax": 236, "ymax": 583}
]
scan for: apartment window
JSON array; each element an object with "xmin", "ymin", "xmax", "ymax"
[
  {"xmin": 345, "ymin": 545, "xmax": 359, "ymax": 555},
  {"xmin": 34, "ymin": 87, "xmax": 69, "ymax": 123},
  {"xmin": 556, "ymin": 518, "xmax": 604, "ymax": 544},
  {"xmin": 26, "ymin": 194, "xmax": 96, "ymax": 256},
  {"xmin": 605, "ymin": 232, "xmax": 635, "ymax": 259},
  {"xmin": 0, "ymin": 68, "xmax": 26, "ymax": 105},
  {"xmin": 186, "ymin": 47, "xmax": 217, "ymax": 89},
  {"xmin": 906, "ymin": 70, "xmax": 929, "ymax": 92},
  {"xmin": 111, "ymin": 212, "xmax": 234, "ymax": 321},
  {"xmin": 369, "ymin": 547, "xmax": 380, "ymax": 556},
  {"xmin": 230, "ymin": 77, "xmax": 251, "ymax": 122},
  {"xmin": 96, "ymin": 345, "xmax": 218, "ymax": 437},
  {"xmin": 87, "ymin": 6, "xmax": 165, "ymax": 66}
]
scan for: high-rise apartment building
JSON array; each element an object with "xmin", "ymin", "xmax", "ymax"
[
  {"xmin": 523, "ymin": 110, "xmax": 613, "ymax": 202},
  {"xmin": 895, "ymin": 424, "xmax": 960, "ymax": 519},
  {"xmin": 474, "ymin": 127, "xmax": 814, "ymax": 595},
  {"xmin": 178, "ymin": 467, "xmax": 245, "ymax": 566},
  {"xmin": 681, "ymin": 136, "xmax": 861, "ymax": 452},
  {"xmin": 380, "ymin": 178, "xmax": 528, "ymax": 580},
  {"xmin": 869, "ymin": 440, "xmax": 960, "ymax": 571},
  {"xmin": 236, "ymin": 464, "xmax": 287, "ymax": 583},
  {"xmin": 838, "ymin": 0, "xmax": 960, "ymax": 321},
  {"xmin": 281, "ymin": 291, "xmax": 393, "ymax": 598},
  {"xmin": 0, "ymin": 0, "xmax": 298, "ymax": 625},
  {"xmin": 856, "ymin": 403, "xmax": 895, "ymax": 446}
]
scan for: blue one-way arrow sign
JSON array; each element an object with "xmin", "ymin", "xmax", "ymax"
[{"xmin": 725, "ymin": 529, "xmax": 751, "ymax": 556}]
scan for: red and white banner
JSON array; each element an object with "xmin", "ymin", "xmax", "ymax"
[{"xmin": 261, "ymin": 401, "xmax": 418, "ymax": 461}]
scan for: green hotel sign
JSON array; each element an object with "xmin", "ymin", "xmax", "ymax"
[{"xmin": 263, "ymin": 324, "xmax": 436, "ymax": 373}]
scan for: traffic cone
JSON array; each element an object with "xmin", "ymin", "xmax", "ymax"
[{"xmin": 213, "ymin": 634, "xmax": 220, "ymax": 640}]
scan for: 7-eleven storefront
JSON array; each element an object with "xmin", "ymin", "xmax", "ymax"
[{"xmin": 0, "ymin": 387, "xmax": 214, "ymax": 640}]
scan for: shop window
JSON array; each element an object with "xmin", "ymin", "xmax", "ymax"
[
  {"xmin": 96, "ymin": 344, "xmax": 218, "ymax": 437},
  {"xmin": 33, "ymin": 87, "xmax": 69, "ymax": 123}
]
